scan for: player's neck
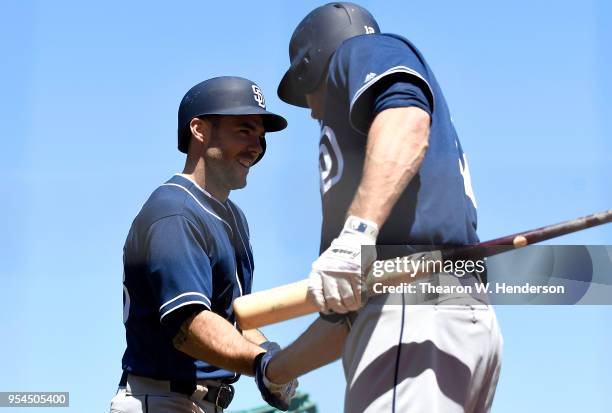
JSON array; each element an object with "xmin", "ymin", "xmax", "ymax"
[{"xmin": 181, "ymin": 161, "xmax": 229, "ymax": 203}]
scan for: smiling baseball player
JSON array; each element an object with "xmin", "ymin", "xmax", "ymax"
[
  {"xmin": 110, "ymin": 77, "xmax": 297, "ymax": 413},
  {"xmin": 265, "ymin": 3, "xmax": 504, "ymax": 413}
]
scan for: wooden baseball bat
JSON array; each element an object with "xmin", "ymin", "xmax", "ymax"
[{"xmin": 234, "ymin": 210, "xmax": 612, "ymax": 329}]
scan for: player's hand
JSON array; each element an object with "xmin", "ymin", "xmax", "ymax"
[
  {"xmin": 308, "ymin": 215, "xmax": 378, "ymax": 314},
  {"xmin": 254, "ymin": 342, "xmax": 299, "ymax": 411}
]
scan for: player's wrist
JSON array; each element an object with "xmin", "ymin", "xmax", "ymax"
[
  {"xmin": 264, "ymin": 356, "xmax": 289, "ymax": 386},
  {"xmin": 253, "ymin": 341, "xmax": 280, "ymax": 376},
  {"xmin": 260, "ymin": 342, "xmax": 291, "ymax": 384},
  {"xmin": 340, "ymin": 215, "xmax": 379, "ymax": 243}
]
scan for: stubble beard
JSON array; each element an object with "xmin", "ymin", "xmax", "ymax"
[{"xmin": 205, "ymin": 126, "xmax": 249, "ymax": 194}]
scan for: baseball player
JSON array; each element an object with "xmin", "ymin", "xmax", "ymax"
[
  {"xmin": 110, "ymin": 77, "xmax": 298, "ymax": 413},
  {"xmin": 267, "ymin": 3, "xmax": 504, "ymax": 412}
]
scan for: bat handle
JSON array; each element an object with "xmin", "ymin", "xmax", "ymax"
[{"xmin": 233, "ymin": 279, "xmax": 315, "ymax": 330}]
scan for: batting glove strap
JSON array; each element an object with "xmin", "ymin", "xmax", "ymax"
[
  {"xmin": 258, "ymin": 341, "xmax": 281, "ymax": 353},
  {"xmin": 341, "ymin": 215, "xmax": 379, "ymax": 240}
]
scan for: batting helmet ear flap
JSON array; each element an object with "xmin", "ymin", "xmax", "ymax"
[{"xmin": 253, "ymin": 136, "xmax": 266, "ymax": 165}]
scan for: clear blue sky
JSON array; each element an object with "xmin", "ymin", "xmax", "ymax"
[{"xmin": 1, "ymin": 1, "xmax": 610, "ymax": 412}]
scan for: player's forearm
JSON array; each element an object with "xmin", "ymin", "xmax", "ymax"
[
  {"xmin": 349, "ymin": 106, "xmax": 430, "ymax": 227},
  {"xmin": 242, "ymin": 328, "xmax": 268, "ymax": 345},
  {"xmin": 173, "ymin": 310, "xmax": 263, "ymax": 375},
  {"xmin": 265, "ymin": 318, "xmax": 349, "ymax": 383}
]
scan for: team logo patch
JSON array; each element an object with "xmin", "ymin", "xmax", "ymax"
[
  {"xmin": 251, "ymin": 85, "xmax": 266, "ymax": 108},
  {"xmin": 351, "ymin": 222, "xmax": 368, "ymax": 233},
  {"xmin": 319, "ymin": 126, "xmax": 344, "ymax": 195}
]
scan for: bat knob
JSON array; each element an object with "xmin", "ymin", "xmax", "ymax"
[{"xmin": 513, "ymin": 236, "xmax": 528, "ymax": 248}]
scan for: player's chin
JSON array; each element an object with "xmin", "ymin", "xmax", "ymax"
[
  {"xmin": 234, "ymin": 179, "xmax": 247, "ymax": 190},
  {"xmin": 229, "ymin": 172, "xmax": 248, "ymax": 190},
  {"xmin": 309, "ymin": 109, "xmax": 322, "ymax": 120}
]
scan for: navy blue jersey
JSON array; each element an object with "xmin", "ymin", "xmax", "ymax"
[
  {"xmin": 121, "ymin": 174, "xmax": 253, "ymax": 382},
  {"xmin": 320, "ymin": 34, "xmax": 479, "ymax": 254}
]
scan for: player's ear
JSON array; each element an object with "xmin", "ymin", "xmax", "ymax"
[{"xmin": 189, "ymin": 117, "xmax": 211, "ymax": 146}]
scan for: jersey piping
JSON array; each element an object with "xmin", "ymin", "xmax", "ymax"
[
  {"xmin": 160, "ymin": 183, "xmax": 233, "ymax": 234},
  {"xmin": 160, "ymin": 300, "xmax": 212, "ymax": 321},
  {"xmin": 349, "ymin": 65, "xmax": 435, "ymax": 133},
  {"xmin": 174, "ymin": 173, "xmax": 229, "ymax": 212},
  {"xmin": 159, "ymin": 291, "xmax": 212, "ymax": 311}
]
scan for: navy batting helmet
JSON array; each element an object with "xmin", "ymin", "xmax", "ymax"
[
  {"xmin": 178, "ymin": 76, "xmax": 287, "ymax": 164},
  {"xmin": 277, "ymin": 2, "xmax": 379, "ymax": 107}
]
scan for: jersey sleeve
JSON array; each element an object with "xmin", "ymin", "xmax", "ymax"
[
  {"xmin": 145, "ymin": 215, "xmax": 213, "ymax": 323},
  {"xmin": 328, "ymin": 35, "xmax": 435, "ymax": 134}
]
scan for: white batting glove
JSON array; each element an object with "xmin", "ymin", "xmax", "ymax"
[{"xmin": 308, "ymin": 215, "xmax": 378, "ymax": 314}]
